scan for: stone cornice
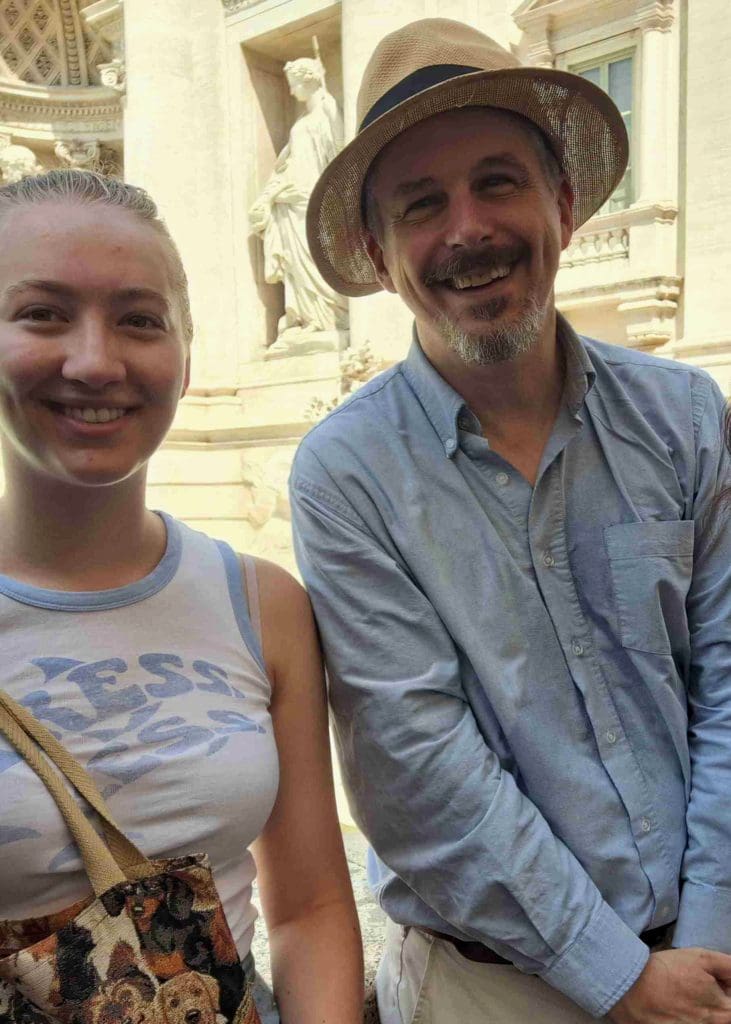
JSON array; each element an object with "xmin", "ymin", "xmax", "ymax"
[
  {"xmin": 634, "ymin": 0, "xmax": 675, "ymax": 32},
  {"xmin": 514, "ymin": 0, "xmax": 624, "ymax": 31},
  {"xmin": 0, "ymin": 80, "xmax": 122, "ymax": 137},
  {"xmin": 221, "ymin": 0, "xmax": 265, "ymax": 14}
]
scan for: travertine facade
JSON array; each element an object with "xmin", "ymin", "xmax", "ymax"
[
  {"xmin": 1, "ymin": 1, "xmax": 730, "ymax": 816},
  {"xmin": 3, "ymin": 0, "xmax": 728, "ymax": 567}
]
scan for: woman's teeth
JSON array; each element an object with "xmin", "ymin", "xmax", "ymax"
[
  {"xmin": 62, "ymin": 407, "xmax": 127, "ymax": 423},
  {"xmin": 452, "ymin": 265, "xmax": 511, "ymax": 290}
]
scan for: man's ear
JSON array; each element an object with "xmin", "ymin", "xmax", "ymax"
[
  {"xmin": 558, "ymin": 177, "xmax": 575, "ymax": 251},
  {"xmin": 365, "ymin": 232, "xmax": 397, "ymax": 294},
  {"xmin": 181, "ymin": 353, "xmax": 191, "ymax": 398}
]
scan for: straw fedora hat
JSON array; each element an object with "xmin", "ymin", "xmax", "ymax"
[{"xmin": 306, "ymin": 18, "xmax": 629, "ymax": 297}]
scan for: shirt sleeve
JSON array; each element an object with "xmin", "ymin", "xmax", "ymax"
[
  {"xmin": 290, "ymin": 445, "xmax": 649, "ymax": 1019},
  {"xmin": 674, "ymin": 378, "xmax": 731, "ymax": 952}
]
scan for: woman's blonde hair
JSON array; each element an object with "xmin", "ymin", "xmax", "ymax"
[{"xmin": 0, "ymin": 169, "xmax": 194, "ymax": 344}]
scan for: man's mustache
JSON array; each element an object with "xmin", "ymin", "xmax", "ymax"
[{"xmin": 423, "ymin": 243, "xmax": 527, "ymax": 286}]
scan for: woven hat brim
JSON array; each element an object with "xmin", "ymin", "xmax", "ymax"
[{"xmin": 307, "ymin": 66, "xmax": 629, "ymax": 297}]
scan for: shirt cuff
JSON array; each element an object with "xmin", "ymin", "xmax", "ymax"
[
  {"xmin": 674, "ymin": 881, "xmax": 731, "ymax": 953},
  {"xmin": 541, "ymin": 902, "xmax": 650, "ymax": 1017}
]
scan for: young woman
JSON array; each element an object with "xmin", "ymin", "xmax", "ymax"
[{"xmin": 0, "ymin": 170, "xmax": 363, "ymax": 1023}]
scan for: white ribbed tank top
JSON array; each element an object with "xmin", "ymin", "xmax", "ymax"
[{"xmin": 0, "ymin": 514, "xmax": 279, "ymax": 958}]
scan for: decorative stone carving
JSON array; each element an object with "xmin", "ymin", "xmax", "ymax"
[
  {"xmin": 55, "ymin": 137, "xmax": 100, "ymax": 167},
  {"xmin": 0, "ymin": 0, "xmax": 116, "ymax": 86},
  {"xmin": 0, "ymin": 134, "xmax": 42, "ymax": 182},
  {"xmin": 304, "ymin": 342, "xmax": 380, "ymax": 421},
  {"xmin": 221, "ymin": 0, "xmax": 265, "ymax": 13},
  {"xmin": 561, "ymin": 227, "xmax": 629, "ymax": 268},
  {"xmin": 79, "ymin": 0, "xmax": 124, "ymax": 87},
  {"xmin": 249, "ymin": 55, "xmax": 348, "ymax": 355},
  {"xmin": 634, "ymin": 0, "xmax": 676, "ymax": 33},
  {"xmin": 97, "ymin": 56, "xmax": 124, "ymax": 89}
]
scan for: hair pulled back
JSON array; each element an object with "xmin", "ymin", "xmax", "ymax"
[{"xmin": 0, "ymin": 169, "xmax": 194, "ymax": 344}]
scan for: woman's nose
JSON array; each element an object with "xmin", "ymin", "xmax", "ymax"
[{"xmin": 60, "ymin": 319, "xmax": 126, "ymax": 389}]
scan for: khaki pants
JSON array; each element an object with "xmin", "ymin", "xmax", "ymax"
[{"xmin": 376, "ymin": 918, "xmax": 606, "ymax": 1024}]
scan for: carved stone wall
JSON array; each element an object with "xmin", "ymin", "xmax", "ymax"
[
  {"xmin": 0, "ymin": 0, "xmax": 123, "ymax": 182},
  {"xmin": 0, "ymin": 0, "xmax": 111, "ymax": 86}
]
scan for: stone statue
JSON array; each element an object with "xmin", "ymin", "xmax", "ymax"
[
  {"xmin": 0, "ymin": 136, "xmax": 42, "ymax": 184},
  {"xmin": 55, "ymin": 139, "xmax": 101, "ymax": 170},
  {"xmin": 249, "ymin": 56, "xmax": 348, "ymax": 353}
]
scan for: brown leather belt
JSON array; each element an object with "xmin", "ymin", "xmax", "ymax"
[{"xmin": 419, "ymin": 921, "xmax": 675, "ymax": 966}]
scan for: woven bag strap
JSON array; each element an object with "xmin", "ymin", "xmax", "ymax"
[{"xmin": 0, "ymin": 691, "xmax": 152, "ymax": 896}]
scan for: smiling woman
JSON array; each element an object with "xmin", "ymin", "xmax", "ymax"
[{"xmin": 0, "ymin": 171, "xmax": 363, "ymax": 1024}]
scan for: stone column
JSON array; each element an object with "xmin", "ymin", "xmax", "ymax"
[
  {"xmin": 123, "ymin": 0, "xmax": 238, "ymax": 389},
  {"xmin": 633, "ymin": 0, "xmax": 676, "ymax": 205},
  {"xmin": 668, "ymin": 0, "xmax": 731, "ymax": 389}
]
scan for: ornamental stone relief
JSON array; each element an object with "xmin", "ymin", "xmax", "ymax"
[
  {"xmin": 0, "ymin": 0, "xmax": 113, "ymax": 87},
  {"xmin": 221, "ymin": 0, "xmax": 266, "ymax": 15}
]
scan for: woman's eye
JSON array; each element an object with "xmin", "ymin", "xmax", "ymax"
[
  {"xmin": 124, "ymin": 313, "xmax": 164, "ymax": 330},
  {"xmin": 19, "ymin": 306, "xmax": 62, "ymax": 323}
]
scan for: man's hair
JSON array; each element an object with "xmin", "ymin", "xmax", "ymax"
[
  {"xmin": 0, "ymin": 169, "xmax": 194, "ymax": 344},
  {"xmin": 362, "ymin": 107, "xmax": 564, "ymax": 241}
]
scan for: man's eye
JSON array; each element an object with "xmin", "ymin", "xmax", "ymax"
[
  {"xmin": 478, "ymin": 175, "xmax": 518, "ymax": 193},
  {"xmin": 403, "ymin": 195, "xmax": 441, "ymax": 219}
]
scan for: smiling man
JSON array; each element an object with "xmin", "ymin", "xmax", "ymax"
[{"xmin": 289, "ymin": 18, "xmax": 731, "ymax": 1024}]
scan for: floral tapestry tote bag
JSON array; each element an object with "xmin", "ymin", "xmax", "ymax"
[{"xmin": 0, "ymin": 691, "xmax": 261, "ymax": 1024}]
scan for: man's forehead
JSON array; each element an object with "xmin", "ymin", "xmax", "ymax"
[{"xmin": 370, "ymin": 107, "xmax": 537, "ymax": 191}]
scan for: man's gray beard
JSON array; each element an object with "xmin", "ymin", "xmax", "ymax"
[{"xmin": 437, "ymin": 296, "xmax": 545, "ymax": 365}]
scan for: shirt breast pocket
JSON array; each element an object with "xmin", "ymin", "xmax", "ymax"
[{"xmin": 604, "ymin": 520, "xmax": 694, "ymax": 656}]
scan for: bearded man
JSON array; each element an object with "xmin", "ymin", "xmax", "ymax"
[{"xmin": 289, "ymin": 18, "xmax": 731, "ymax": 1024}]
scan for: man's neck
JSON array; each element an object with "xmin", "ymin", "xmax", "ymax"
[{"xmin": 417, "ymin": 311, "xmax": 566, "ymax": 485}]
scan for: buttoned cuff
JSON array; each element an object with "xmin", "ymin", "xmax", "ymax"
[
  {"xmin": 541, "ymin": 902, "xmax": 649, "ymax": 1018},
  {"xmin": 674, "ymin": 881, "xmax": 731, "ymax": 953}
]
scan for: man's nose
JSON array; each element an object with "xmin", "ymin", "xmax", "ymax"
[
  {"xmin": 443, "ymin": 191, "xmax": 494, "ymax": 249},
  {"xmin": 61, "ymin": 319, "xmax": 126, "ymax": 388}
]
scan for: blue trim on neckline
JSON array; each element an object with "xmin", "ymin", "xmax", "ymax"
[
  {"xmin": 0, "ymin": 511, "xmax": 182, "ymax": 612},
  {"xmin": 215, "ymin": 540, "xmax": 267, "ymax": 676}
]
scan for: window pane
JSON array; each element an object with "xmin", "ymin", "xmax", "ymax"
[
  {"xmin": 608, "ymin": 57, "xmax": 632, "ymax": 115},
  {"xmin": 580, "ymin": 65, "xmax": 602, "ymax": 88}
]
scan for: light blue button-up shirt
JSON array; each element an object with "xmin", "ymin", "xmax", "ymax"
[{"xmin": 289, "ymin": 316, "xmax": 731, "ymax": 1018}]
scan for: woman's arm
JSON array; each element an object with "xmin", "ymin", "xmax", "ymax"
[{"xmin": 250, "ymin": 557, "xmax": 364, "ymax": 1024}]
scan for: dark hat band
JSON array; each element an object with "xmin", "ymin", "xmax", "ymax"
[{"xmin": 359, "ymin": 64, "xmax": 480, "ymax": 132}]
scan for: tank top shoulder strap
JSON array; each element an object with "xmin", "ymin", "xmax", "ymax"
[{"xmin": 240, "ymin": 554, "xmax": 263, "ymax": 651}]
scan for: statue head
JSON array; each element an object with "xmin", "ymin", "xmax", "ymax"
[{"xmin": 284, "ymin": 57, "xmax": 325, "ymax": 102}]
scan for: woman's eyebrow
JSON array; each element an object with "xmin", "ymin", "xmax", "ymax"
[
  {"xmin": 2, "ymin": 281, "xmax": 171, "ymax": 313},
  {"xmin": 3, "ymin": 279, "xmax": 74, "ymax": 300},
  {"xmin": 114, "ymin": 288, "xmax": 171, "ymax": 312}
]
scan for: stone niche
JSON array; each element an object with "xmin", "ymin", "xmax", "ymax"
[{"xmin": 242, "ymin": 4, "xmax": 347, "ymax": 360}]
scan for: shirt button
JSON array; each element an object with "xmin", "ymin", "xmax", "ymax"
[
  {"xmin": 572, "ymin": 640, "xmax": 584, "ymax": 656},
  {"xmin": 496, "ymin": 472, "xmax": 510, "ymax": 486},
  {"xmin": 605, "ymin": 730, "xmax": 617, "ymax": 744},
  {"xmin": 542, "ymin": 552, "xmax": 555, "ymax": 567},
  {"xmin": 640, "ymin": 818, "xmax": 652, "ymax": 834},
  {"xmin": 445, "ymin": 438, "xmax": 457, "ymax": 454}
]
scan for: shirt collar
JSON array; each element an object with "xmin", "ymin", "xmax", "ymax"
[{"xmin": 402, "ymin": 313, "xmax": 596, "ymax": 458}]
